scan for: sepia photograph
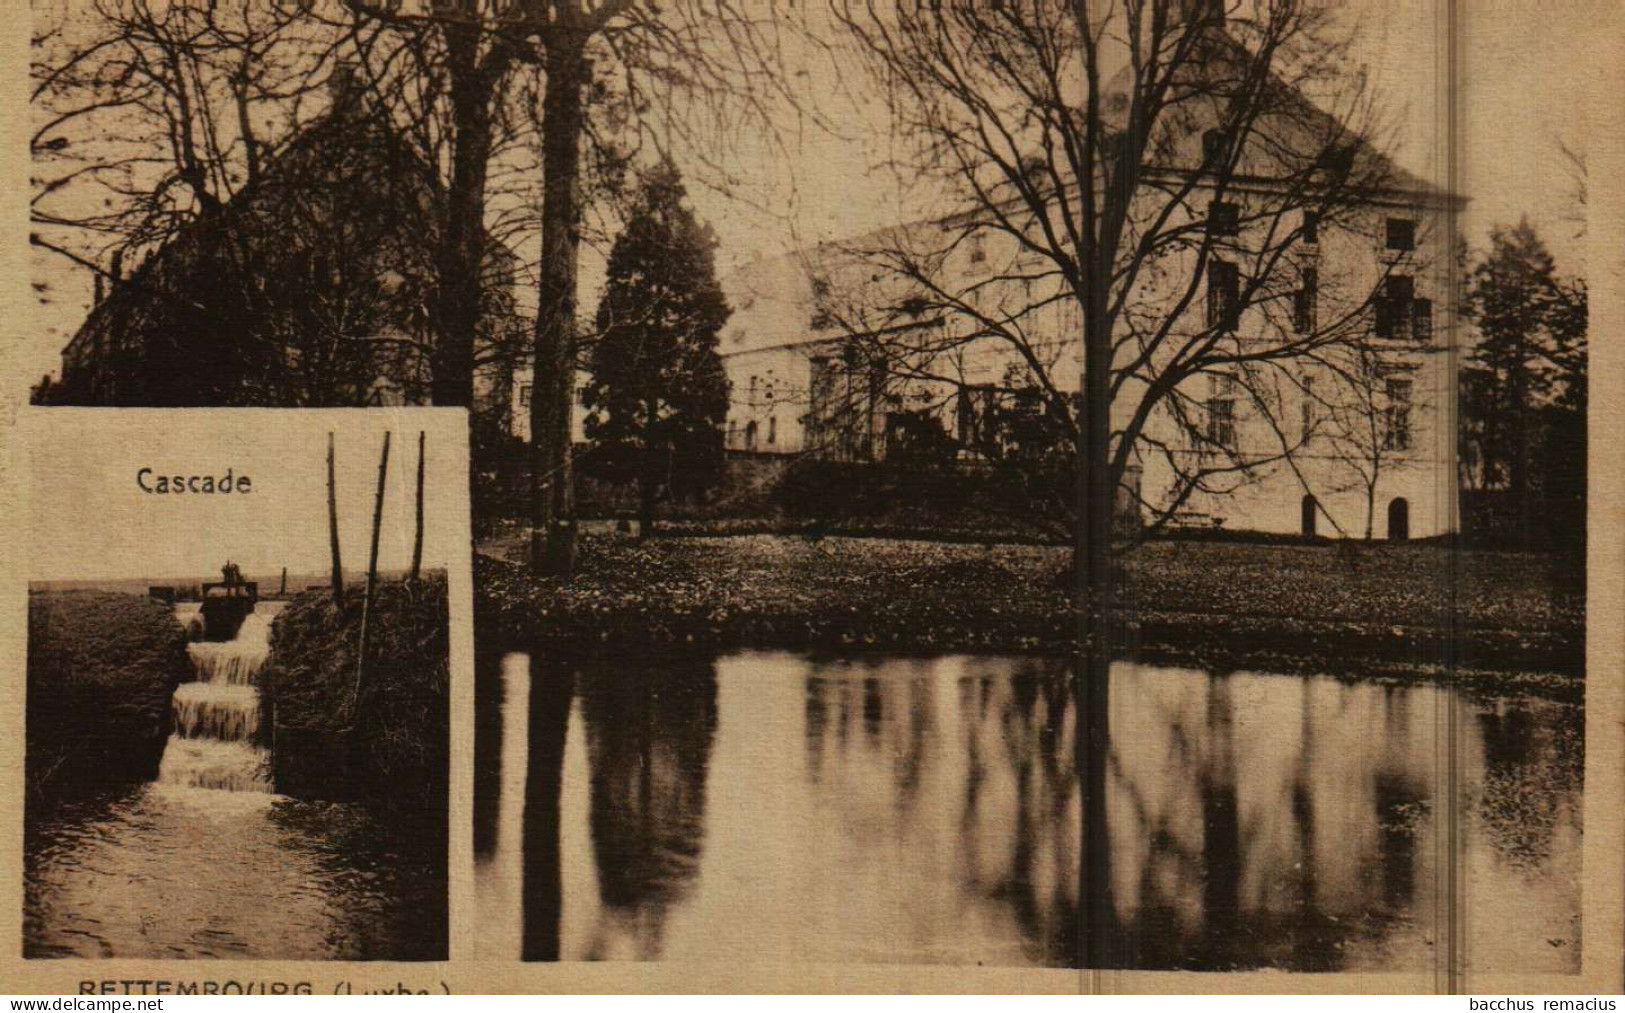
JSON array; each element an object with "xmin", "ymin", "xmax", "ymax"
[
  {"xmin": 16, "ymin": 410, "xmax": 462, "ymax": 961},
  {"xmin": 14, "ymin": 0, "xmax": 1612, "ymax": 993}
]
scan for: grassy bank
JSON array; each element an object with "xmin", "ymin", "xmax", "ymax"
[
  {"xmin": 26, "ymin": 591, "xmax": 192, "ymax": 802},
  {"xmin": 476, "ymin": 535, "xmax": 1583, "ymax": 692},
  {"xmin": 260, "ymin": 576, "xmax": 449, "ymax": 812}
]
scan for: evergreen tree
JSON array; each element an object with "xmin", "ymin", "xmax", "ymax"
[
  {"xmin": 1462, "ymin": 219, "xmax": 1586, "ymax": 549},
  {"xmin": 584, "ymin": 163, "xmax": 731, "ymax": 538}
]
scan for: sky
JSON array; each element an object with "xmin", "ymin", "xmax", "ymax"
[
  {"xmin": 17, "ymin": 408, "xmax": 467, "ymax": 583},
  {"xmin": 17, "ymin": 1, "xmax": 1601, "ymax": 390}
]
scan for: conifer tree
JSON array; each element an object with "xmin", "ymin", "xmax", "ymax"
[
  {"xmin": 584, "ymin": 162, "xmax": 730, "ymax": 538},
  {"xmin": 1463, "ymin": 219, "xmax": 1586, "ymax": 546}
]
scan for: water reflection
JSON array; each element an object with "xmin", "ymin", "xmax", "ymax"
[
  {"xmin": 473, "ymin": 649, "xmax": 1581, "ymax": 971},
  {"xmin": 25, "ymin": 784, "xmax": 446, "ymax": 960}
]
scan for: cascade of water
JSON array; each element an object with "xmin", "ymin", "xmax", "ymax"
[
  {"xmin": 156, "ymin": 603, "xmax": 285, "ymax": 794},
  {"xmin": 187, "ymin": 612, "xmax": 274, "ymax": 685},
  {"xmin": 172, "ymin": 683, "xmax": 261, "ymax": 740}
]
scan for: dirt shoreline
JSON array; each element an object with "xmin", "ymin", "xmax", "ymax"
[{"xmin": 474, "ymin": 535, "xmax": 1583, "ymax": 698}]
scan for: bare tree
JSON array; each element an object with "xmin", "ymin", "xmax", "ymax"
[
  {"xmin": 30, "ymin": 2, "xmax": 500, "ymax": 406},
  {"xmin": 323, "ymin": 1, "xmax": 543, "ymax": 410},
  {"xmin": 31, "ymin": 1, "xmax": 327, "ymax": 272},
  {"xmin": 827, "ymin": 0, "xmax": 1432, "ymax": 602},
  {"xmin": 322, "ymin": 2, "xmax": 817, "ymax": 576},
  {"xmin": 328, "ymin": 429, "xmax": 346, "ymax": 607},
  {"xmin": 412, "ymin": 428, "xmax": 427, "ymax": 581},
  {"xmin": 828, "ymin": 0, "xmax": 1443, "ymax": 964},
  {"xmin": 353, "ymin": 429, "xmax": 392, "ymax": 720},
  {"xmin": 1315, "ymin": 339, "xmax": 1420, "ymax": 539},
  {"xmin": 32, "ymin": 1, "xmax": 532, "ymax": 406}
]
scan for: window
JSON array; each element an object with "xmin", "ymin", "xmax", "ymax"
[
  {"xmin": 517, "ymin": 383, "xmax": 531, "ymax": 408},
  {"xmin": 1209, "ymin": 201, "xmax": 1241, "ymax": 237},
  {"xmin": 957, "ymin": 385, "xmax": 998, "ymax": 447},
  {"xmin": 579, "ymin": 385, "xmax": 591, "ymax": 407},
  {"xmin": 1412, "ymin": 297, "xmax": 1433, "ymax": 342},
  {"xmin": 810, "ymin": 279, "xmax": 834, "ymax": 330},
  {"xmin": 1385, "ymin": 217, "xmax": 1416, "ymax": 252},
  {"xmin": 1294, "ymin": 267, "xmax": 1319, "ymax": 333},
  {"xmin": 767, "ymin": 416, "xmax": 777, "ymax": 445},
  {"xmin": 1300, "ymin": 375, "xmax": 1317, "ymax": 442},
  {"xmin": 1383, "ymin": 378, "xmax": 1413, "ymax": 451},
  {"xmin": 1207, "ymin": 260, "xmax": 1240, "ymax": 332},
  {"xmin": 744, "ymin": 420, "xmax": 758, "ymax": 450},
  {"xmin": 1183, "ymin": 0, "xmax": 1226, "ymax": 26},
  {"xmin": 1202, "ymin": 128, "xmax": 1227, "ymax": 167},
  {"xmin": 1302, "ymin": 210, "xmax": 1320, "ymax": 245},
  {"xmin": 1207, "ymin": 397, "xmax": 1236, "ymax": 448},
  {"xmin": 1375, "ymin": 274, "xmax": 1414, "ymax": 339},
  {"xmin": 1206, "ymin": 373, "xmax": 1238, "ymax": 448},
  {"xmin": 1322, "ymin": 144, "xmax": 1356, "ymax": 176},
  {"xmin": 748, "ymin": 375, "xmax": 758, "ymax": 403},
  {"xmin": 968, "ymin": 232, "xmax": 987, "ymax": 265}
]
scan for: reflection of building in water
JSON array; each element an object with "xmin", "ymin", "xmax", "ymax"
[
  {"xmin": 1103, "ymin": 667, "xmax": 1582, "ymax": 972},
  {"xmin": 479, "ymin": 648, "xmax": 1580, "ymax": 971},
  {"xmin": 539, "ymin": 651, "xmax": 1080, "ymax": 967},
  {"xmin": 803, "ymin": 657, "xmax": 1082, "ymax": 967}
]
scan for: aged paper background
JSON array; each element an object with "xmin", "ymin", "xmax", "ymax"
[{"xmin": 1, "ymin": 0, "xmax": 1621, "ymax": 995}]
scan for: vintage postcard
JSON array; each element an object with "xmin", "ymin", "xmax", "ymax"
[
  {"xmin": 2, "ymin": 409, "xmax": 473, "ymax": 991},
  {"xmin": 2, "ymin": 0, "xmax": 1621, "ymax": 996}
]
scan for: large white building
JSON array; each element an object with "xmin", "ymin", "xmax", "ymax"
[{"xmin": 711, "ymin": 61, "xmax": 1464, "ymax": 541}]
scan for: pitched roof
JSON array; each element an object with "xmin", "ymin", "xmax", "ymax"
[{"xmin": 717, "ymin": 31, "xmax": 1461, "ymax": 361}]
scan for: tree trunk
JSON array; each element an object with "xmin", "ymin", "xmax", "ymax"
[
  {"xmin": 327, "ymin": 431, "xmax": 344, "ymax": 608},
  {"xmin": 1365, "ymin": 480, "xmax": 1376, "ymax": 540},
  {"xmin": 411, "ymin": 429, "xmax": 426, "ymax": 582},
  {"xmin": 639, "ymin": 400, "xmax": 658, "ymax": 540},
  {"xmin": 1078, "ymin": 286, "xmax": 1118, "ymax": 970},
  {"xmin": 1510, "ymin": 346, "xmax": 1531, "ymax": 548},
  {"xmin": 528, "ymin": 39, "xmax": 588, "ymax": 577},
  {"xmin": 354, "ymin": 431, "xmax": 391, "ymax": 722},
  {"xmin": 431, "ymin": 30, "xmax": 499, "ymax": 409}
]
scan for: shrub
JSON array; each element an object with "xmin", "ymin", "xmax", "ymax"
[
  {"xmin": 26, "ymin": 591, "xmax": 191, "ymax": 802},
  {"xmin": 259, "ymin": 576, "xmax": 449, "ymax": 813}
]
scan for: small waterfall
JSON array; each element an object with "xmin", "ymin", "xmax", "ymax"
[
  {"xmin": 172, "ymin": 684, "xmax": 261, "ymax": 740},
  {"xmin": 157, "ymin": 603, "xmax": 285, "ymax": 794},
  {"xmin": 187, "ymin": 612, "xmax": 274, "ymax": 684}
]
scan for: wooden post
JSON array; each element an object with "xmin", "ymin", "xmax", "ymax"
[
  {"xmin": 410, "ymin": 430, "xmax": 425, "ymax": 583},
  {"xmin": 279, "ymin": 566, "xmax": 287, "ymax": 596},
  {"xmin": 353, "ymin": 431, "xmax": 391, "ymax": 719},
  {"xmin": 327, "ymin": 432, "xmax": 344, "ymax": 608}
]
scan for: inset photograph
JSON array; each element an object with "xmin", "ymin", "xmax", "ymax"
[{"xmin": 18, "ymin": 409, "xmax": 465, "ymax": 961}]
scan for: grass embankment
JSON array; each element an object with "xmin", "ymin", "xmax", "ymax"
[
  {"xmin": 260, "ymin": 575, "xmax": 449, "ymax": 812},
  {"xmin": 476, "ymin": 536, "xmax": 1584, "ymax": 692},
  {"xmin": 26, "ymin": 591, "xmax": 192, "ymax": 802}
]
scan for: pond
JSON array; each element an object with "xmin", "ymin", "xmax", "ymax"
[{"xmin": 473, "ymin": 648, "xmax": 1582, "ymax": 971}]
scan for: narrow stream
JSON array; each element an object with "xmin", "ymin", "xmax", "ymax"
[{"xmin": 25, "ymin": 601, "xmax": 445, "ymax": 961}]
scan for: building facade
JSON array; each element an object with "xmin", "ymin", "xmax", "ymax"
[{"xmin": 711, "ymin": 86, "xmax": 1463, "ymax": 541}]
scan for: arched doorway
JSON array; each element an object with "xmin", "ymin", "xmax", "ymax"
[
  {"xmin": 744, "ymin": 420, "xmax": 758, "ymax": 450},
  {"xmin": 1387, "ymin": 497, "xmax": 1410, "ymax": 542},
  {"xmin": 1301, "ymin": 494, "xmax": 1318, "ymax": 537}
]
